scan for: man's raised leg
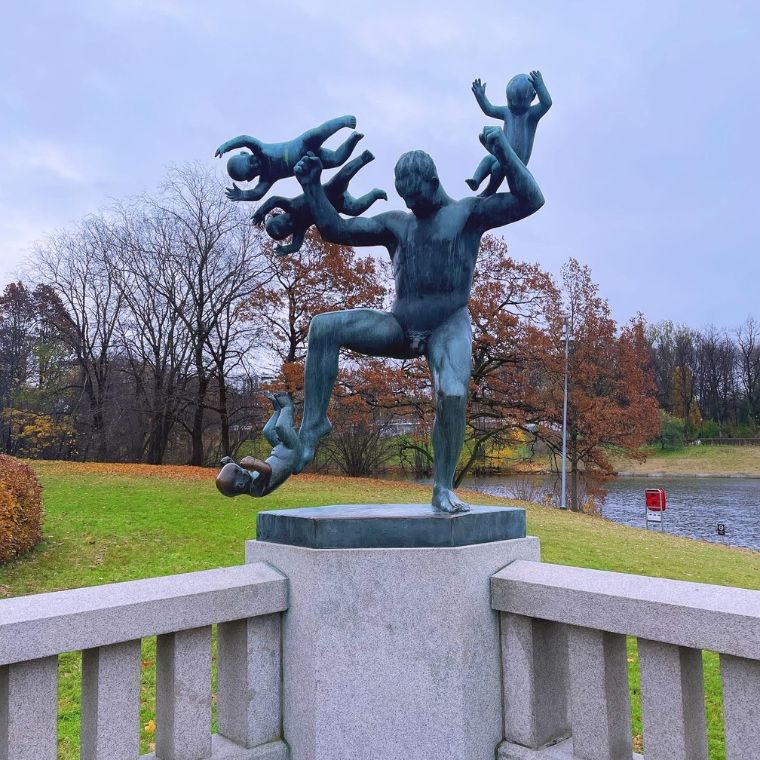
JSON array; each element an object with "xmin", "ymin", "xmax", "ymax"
[
  {"xmin": 297, "ymin": 308, "xmax": 406, "ymax": 472},
  {"xmin": 426, "ymin": 308, "xmax": 473, "ymax": 513}
]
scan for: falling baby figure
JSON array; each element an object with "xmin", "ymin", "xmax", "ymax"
[
  {"xmin": 216, "ymin": 392, "xmax": 303, "ymax": 498},
  {"xmin": 466, "ymin": 71, "xmax": 551, "ymax": 196},
  {"xmin": 249, "ymin": 150, "xmax": 387, "ymax": 255},
  {"xmin": 215, "ymin": 115, "xmax": 363, "ymax": 201}
]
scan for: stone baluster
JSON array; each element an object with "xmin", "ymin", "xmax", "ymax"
[
  {"xmin": 155, "ymin": 626, "xmax": 212, "ymax": 760},
  {"xmin": 217, "ymin": 614, "xmax": 282, "ymax": 748},
  {"xmin": 80, "ymin": 640, "xmax": 141, "ymax": 760},
  {"xmin": 0, "ymin": 656, "xmax": 58, "ymax": 760},
  {"xmin": 500, "ymin": 613, "xmax": 570, "ymax": 749},
  {"xmin": 637, "ymin": 640, "xmax": 707, "ymax": 760},
  {"xmin": 720, "ymin": 654, "xmax": 760, "ymax": 760},
  {"xmin": 567, "ymin": 626, "xmax": 631, "ymax": 760}
]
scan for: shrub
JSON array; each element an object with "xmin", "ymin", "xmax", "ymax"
[
  {"xmin": 657, "ymin": 410, "xmax": 685, "ymax": 450},
  {"xmin": 0, "ymin": 455, "xmax": 43, "ymax": 563}
]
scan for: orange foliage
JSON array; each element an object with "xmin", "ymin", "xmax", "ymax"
[
  {"xmin": 33, "ymin": 461, "xmax": 214, "ymax": 480},
  {"xmin": 0, "ymin": 455, "xmax": 43, "ymax": 563}
]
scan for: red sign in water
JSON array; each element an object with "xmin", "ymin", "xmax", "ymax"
[{"xmin": 645, "ymin": 488, "xmax": 667, "ymax": 511}]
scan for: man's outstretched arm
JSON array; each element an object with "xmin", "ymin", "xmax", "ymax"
[
  {"xmin": 294, "ymin": 154, "xmax": 395, "ymax": 248},
  {"xmin": 470, "ymin": 128, "xmax": 544, "ymax": 232}
]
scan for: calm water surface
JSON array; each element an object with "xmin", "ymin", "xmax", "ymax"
[{"xmin": 464, "ymin": 474, "xmax": 760, "ymax": 552}]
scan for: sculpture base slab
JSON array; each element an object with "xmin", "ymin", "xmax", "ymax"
[
  {"xmin": 256, "ymin": 502, "xmax": 526, "ymax": 548},
  {"xmin": 247, "ymin": 517, "xmax": 540, "ymax": 760}
]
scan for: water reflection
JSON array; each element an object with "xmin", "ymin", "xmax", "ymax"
[{"xmin": 464, "ymin": 474, "xmax": 760, "ymax": 552}]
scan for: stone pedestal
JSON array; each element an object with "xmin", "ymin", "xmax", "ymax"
[{"xmin": 246, "ymin": 503, "xmax": 540, "ymax": 760}]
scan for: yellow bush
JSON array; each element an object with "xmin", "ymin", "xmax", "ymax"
[{"xmin": 0, "ymin": 455, "xmax": 43, "ymax": 564}]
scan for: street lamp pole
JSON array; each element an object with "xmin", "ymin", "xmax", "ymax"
[{"xmin": 560, "ymin": 315, "xmax": 570, "ymax": 510}]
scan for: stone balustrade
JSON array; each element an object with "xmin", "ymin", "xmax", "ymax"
[
  {"xmin": 492, "ymin": 560, "xmax": 760, "ymax": 760},
  {"xmin": 3, "ymin": 547, "xmax": 759, "ymax": 760},
  {"xmin": 0, "ymin": 563, "xmax": 288, "ymax": 760}
]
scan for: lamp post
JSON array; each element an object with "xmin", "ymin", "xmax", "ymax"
[{"xmin": 560, "ymin": 314, "xmax": 570, "ymax": 510}]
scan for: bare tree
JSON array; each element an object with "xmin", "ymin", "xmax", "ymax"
[
  {"xmin": 737, "ymin": 316, "xmax": 760, "ymax": 426},
  {"xmin": 145, "ymin": 165, "xmax": 268, "ymax": 464},
  {"xmin": 35, "ymin": 216, "xmax": 125, "ymax": 460}
]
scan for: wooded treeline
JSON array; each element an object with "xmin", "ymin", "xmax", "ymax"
[
  {"xmin": 1, "ymin": 163, "xmax": 662, "ymax": 509},
  {"xmin": 649, "ymin": 319, "xmax": 760, "ymax": 444}
]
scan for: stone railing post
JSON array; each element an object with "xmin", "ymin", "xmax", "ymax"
[
  {"xmin": 0, "ymin": 563, "xmax": 288, "ymax": 760},
  {"xmin": 217, "ymin": 613, "xmax": 282, "ymax": 747},
  {"xmin": 500, "ymin": 613, "xmax": 569, "ymax": 749},
  {"xmin": 0, "ymin": 656, "xmax": 58, "ymax": 760},
  {"xmin": 81, "ymin": 640, "xmax": 141, "ymax": 760},
  {"xmin": 720, "ymin": 654, "xmax": 760, "ymax": 759},
  {"xmin": 637, "ymin": 640, "xmax": 707, "ymax": 760},
  {"xmin": 567, "ymin": 626, "xmax": 631, "ymax": 760},
  {"xmin": 155, "ymin": 626, "xmax": 213, "ymax": 760}
]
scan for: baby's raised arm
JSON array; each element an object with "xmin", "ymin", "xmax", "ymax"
[
  {"xmin": 529, "ymin": 71, "xmax": 552, "ymax": 119},
  {"xmin": 225, "ymin": 180, "xmax": 272, "ymax": 203},
  {"xmin": 215, "ymin": 135, "xmax": 263, "ymax": 158},
  {"xmin": 471, "ymin": 78, "xmax": 508, "ymax": 120}
]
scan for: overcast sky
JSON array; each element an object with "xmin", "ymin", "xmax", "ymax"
[{"xmin": 1, "ymin": 0, "xmax": 758, "ymax": 328}]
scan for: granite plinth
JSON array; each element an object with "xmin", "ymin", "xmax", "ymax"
[
  {"xmin": 247, "ymin": 534, "xmax": 541, "ymax": 760},
  {"xmin": 256, "ymin": 502, "xmax": 526, "ymax": 548}
]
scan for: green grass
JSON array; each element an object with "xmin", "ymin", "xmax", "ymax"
[
  {"xmin": 614, "ymin": 443, "xmax": 760, "ymax": 476},
  {"xmin": 2, "ymin": 461, "xmax": 758, "ymax": 758}
]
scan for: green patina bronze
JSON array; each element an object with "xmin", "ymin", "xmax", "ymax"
[{"xmin": 216, "ymin": 73, "xmax": 549, "ymax": 513}]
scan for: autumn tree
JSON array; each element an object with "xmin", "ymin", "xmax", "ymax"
[
  {"xmin": 457, "ymin": 236, "xmax": 557, "ymax": 484},
  {"xmin": 531, "ymin": 259, "xmax": 659, "ymax": 511},
  {"xmin": 0, "ymin": 282, "xmax": 76, "ymax": 456}
]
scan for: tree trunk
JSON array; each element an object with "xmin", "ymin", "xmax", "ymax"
[
  {"xmin": 218, "ymin": 376, "xmax": 230, "ymax": 457},
  {"xmin": 189, "ymin": 376, "xmax": 208, "ymax": 466}
]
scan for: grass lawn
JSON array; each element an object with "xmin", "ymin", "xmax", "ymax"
[
  {"xmin": 613, "ymin": 443, "xmax": 760, "ymax": 476},
  {"xmin": 2, "ymin": 461, "xmax": 759, "ymax": 758}
]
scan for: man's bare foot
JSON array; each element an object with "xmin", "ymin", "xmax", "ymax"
[
  {"xmin": 295, "ymin": 418, "xmax": 332, "ymax": 473},
  {"xmin": 345, "ymin": 115, "xmax": 357, "ymax": 129},
  {"xmin": 360, "ymin": 149, "xmax": 375, "ymax": 162},
  {"xmin": 432, "ymin": 484, "xmax": 471, "ymax": 513},
  {"xmin": 465, "ymin": 177, "xmax": 480, "ymax": 191}
]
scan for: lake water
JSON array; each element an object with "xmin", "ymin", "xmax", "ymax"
[{"xmin": 463, "ymin": 474, "xmax": 760, "ymax": 552}]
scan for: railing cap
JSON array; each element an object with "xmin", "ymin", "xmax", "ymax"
[
  {"xmin": 0, "ymin": 562, "xmax": 287, "ymax": 666},
  {"xmin": 492, "ymin": 560, "xmax": 760, "ymax": 659}
]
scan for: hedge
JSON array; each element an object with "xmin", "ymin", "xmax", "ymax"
[{"xmin": 0, "ymin": 455, "xmax": 43, "ymax": 564}]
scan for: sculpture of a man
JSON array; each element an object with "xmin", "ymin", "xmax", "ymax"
[{"xmin": 291, "ymin": 126, "xmax": 544, "ymax": 512}]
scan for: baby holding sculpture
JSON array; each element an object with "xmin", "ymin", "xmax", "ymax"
[{"xmin": 215, "ymin": 70, "xmax": 550, "ymax": 502}]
